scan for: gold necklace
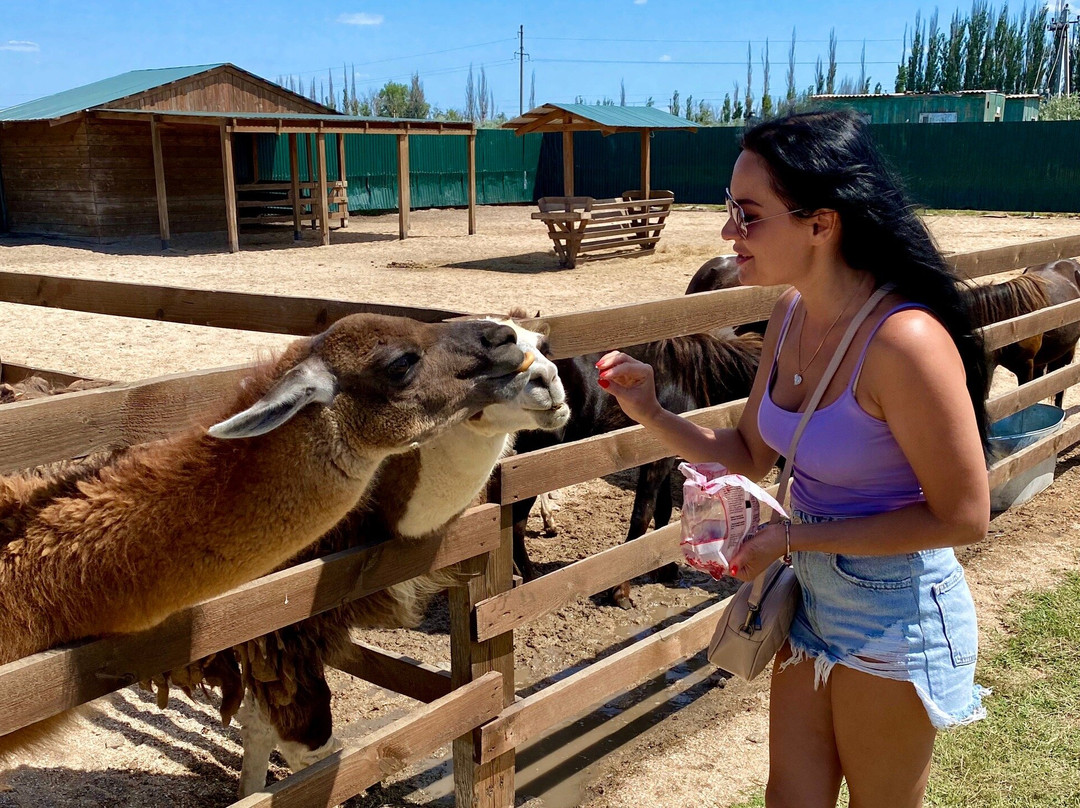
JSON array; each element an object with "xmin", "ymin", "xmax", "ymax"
[{"xmin": 793, "ymin": 285, "xmax": 865, "ymax": 386}]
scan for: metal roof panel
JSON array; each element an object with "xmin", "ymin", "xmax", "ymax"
[
  {"xmin": 504, "ymin": 103, "xmax": 695, "ymax": 131},
  {"xmin": 0, "ymin": 64, "xmax": 224, "ymax": 121}
]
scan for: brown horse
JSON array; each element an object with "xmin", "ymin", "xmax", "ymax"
[{"xmin": 965, "ymin": 264, "xmax": 1080, "ymax": 407}]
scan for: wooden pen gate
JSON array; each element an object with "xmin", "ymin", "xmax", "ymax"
[{"xmin": 2, "ymin": 234, "xmax": 1080, "ymax": 807}]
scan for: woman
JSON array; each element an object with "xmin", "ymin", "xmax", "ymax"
[{"xmin": 596, "ymin": 109, "xmax": 990, "ymax": 808}]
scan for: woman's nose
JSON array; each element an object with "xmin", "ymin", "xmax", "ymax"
[{"xmin": 720, "ymin": 214, "xmax": 739, "ymax": 242}]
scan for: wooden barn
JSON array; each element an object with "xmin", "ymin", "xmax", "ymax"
[{"xmin": 0, "ymin": 63, "xmax": 476, "ymax": 250}]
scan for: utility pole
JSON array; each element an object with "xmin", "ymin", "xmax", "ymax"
[
  {"xmin": 1046, "ymin": 4, "xmax": 1079, "ymax": 97},
  {"xmin": 515, "ymin": 25, "xmax": 529, "ymax": 115}
]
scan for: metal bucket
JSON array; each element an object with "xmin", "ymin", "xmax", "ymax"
[{"xmin": 988, "ymin": 403, "xmax": 1065, "ymax": 511}]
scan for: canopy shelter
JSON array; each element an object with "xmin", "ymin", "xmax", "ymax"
[
  {"xmin": 502, "ymin": 103, "xmax": 695, "ymax": 198},
  {"xmin": 88, "ymin": 109, "xmax": 476, "ymax": 252},
  {"xmin": 503, "ymin": 104, "xmax": 695, "ymax": 267},
  {"xmin": 0, "ymin": 63, "xmax": 477, "ymax": 252}
]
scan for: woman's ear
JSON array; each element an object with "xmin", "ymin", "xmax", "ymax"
[{"xmin": 808, "ymin": 210, "xmax": 839, "ymax": 244}]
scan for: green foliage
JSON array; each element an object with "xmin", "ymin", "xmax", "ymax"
[{"xmin": 1039, "ymin": 94, "xmax": 1080, "ymax": 120}]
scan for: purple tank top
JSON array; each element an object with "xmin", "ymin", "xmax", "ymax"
[{"xmin": 757, "ymin": 295, "xmax": 927, "ymax": 518}]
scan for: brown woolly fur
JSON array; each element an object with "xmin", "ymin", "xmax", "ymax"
[
  {"xmin": 153, "ymin": 318, "xmax": 570, "ymax": 796},
  {"xmin": 0, "ymin": 313, "xmax": 531, "ymax": 762}
]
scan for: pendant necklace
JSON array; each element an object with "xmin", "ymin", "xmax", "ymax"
[{"xmin": 793, "ymin": 284, "xmax": 865, "ymax": 387}]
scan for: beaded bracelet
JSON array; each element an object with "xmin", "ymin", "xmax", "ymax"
[{"xmin": 782, "ymin": 519, "xmax": 792, "ymax": 565}]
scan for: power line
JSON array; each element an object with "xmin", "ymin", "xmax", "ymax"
[
  {"xmin": 278, "ymin": 38, "xmax": 516, "ymax": 79},
  {"xmin": 532, "ymin": 36, "xmax": 903, "ymax": 44},
  {"xmin": 531, "ymin": 57, "xmax": 897, "ymax": 66}
]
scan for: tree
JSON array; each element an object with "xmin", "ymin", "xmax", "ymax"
[
  {"xmin": 906, "ymin": 12, "xmax": 924, "ymax": 91},
  {"xmin": 942, "ymin": 10, "xmax": 967, "ymax": 92},
  {"xmin": 685, "ymin": 95, "xmax": 693, "ymax": 119},
  {"xmin": 722, "ymin": 93, "xmax": 732, "ymax": 122},
  {"xmin": 1024, "ymin": 4, "xmax": 1048, "ymax": 92},
  {"xmin": 465, "ymin": 65, "xmax": 477, "ymax": 121},
  {"xmin": 761, "ymin": 38, "xmax": 773, "ymax": 118},
  {"xmin": 670, "ymin": 89, "xmax": 680, "ymax": 116},
  {"xmin": 406, "ymin": 73, "xmax": 429, "ymax": 119},
  {"xmin": 529, "ymin": 69, "xmax": 536, "ymax": 109},
  {"xmin": 620, "ymin": 78, "xmax": 626, "ymax": 106},
  {"xmin": 965, "ymin": 1, "xmax": 990, "ymax": 89},
  {"xmin": 732, "ymin": 81, "xmax": 742, "ymax": 120},
  {"xmin": 816, "ymin": 56, "xmax": 826, "ymax": 95},
  {"xmin": 478, "ymin": 66, "xmax": 490, "ymax": 122},
  {"xmin": 786, "ymin": 28, "xmax": 797, "ymax": 109},
  {"xmin": 826, "ymin": 28, "xmax": 838, "ymax": 94},
  {"xmin": 372, "ymin": 81, "xmax": 409, "ymax": 117},
  {"xmin": 923, "ymin": 10, "xmax": 942, "ymax": 92},
  {"xmin": 328, "ymin": 69, "xmax": 336, "ymax": 111},
  {"xmin": 1039, "ymin": 94, "xmax": 1080, "ymax": 120},
  {"xmin": 745, "ymin": 42, "xmax": 754, "ymax": 118}
]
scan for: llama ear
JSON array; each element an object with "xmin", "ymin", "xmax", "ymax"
[{"xmin": 208, "ymin": 357, "xmax": 338, "ymax": 440}]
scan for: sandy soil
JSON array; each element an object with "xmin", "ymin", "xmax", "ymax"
[{"xmin": 1, "ymin": 206, "xmax": 1079, "ymax": 808}]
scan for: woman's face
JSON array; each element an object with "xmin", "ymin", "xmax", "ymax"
[{"xmin": 722, "ymin": 150, "xmax": 814, "ymax": 287}]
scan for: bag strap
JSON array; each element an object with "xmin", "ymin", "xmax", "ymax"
[{"xmin": 743, "ymin": 283, "xmax": 894, "ymax": 623}]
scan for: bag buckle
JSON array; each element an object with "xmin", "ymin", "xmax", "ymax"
[{"xmin": 740, "ymin": 604, "xmax": 760, "ymax": 635}]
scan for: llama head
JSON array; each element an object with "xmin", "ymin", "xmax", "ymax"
[
  {"xmin": 463, "ymin": 317, "xmax": 569, "ymax": 437},
  {"xmin": 208, "ymin": 314, "xmax": 532, "ymax": 452}
]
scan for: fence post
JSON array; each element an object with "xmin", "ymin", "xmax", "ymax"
[{"xmin": 450, "ymin": 504, "xmax": 516, "ymax": 807}]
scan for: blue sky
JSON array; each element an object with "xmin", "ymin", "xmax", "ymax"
[{"xmin": 0, "ymin": 0, "xmax": 1021, "ymax": 114}]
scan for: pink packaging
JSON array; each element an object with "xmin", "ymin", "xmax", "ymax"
[{"xmin": 678, "ymin": 462, "xmax": 788, "ymax": 579}]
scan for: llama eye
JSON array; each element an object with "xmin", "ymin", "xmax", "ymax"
[{"xmin": 386, "ymin": 352, "xmax": 420, "ymax": 382}]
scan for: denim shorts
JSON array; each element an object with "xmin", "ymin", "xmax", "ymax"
[{"xmin": 785, "ymin": 510, "xmax": 989, "ymax": 729}]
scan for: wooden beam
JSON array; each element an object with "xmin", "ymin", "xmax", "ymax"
[
  {"xmin": 306, "ymin": 133, "xmax": 316, "ymax": 230},
  {"xmin": 150, "ymin": 117, "xmax": 170, "ymax": 250},
  {"xmin": 477, "ymin": 597, "xmax": 731, "ymax": 764},
  {"xmin": 397, "ymin": 133, "xmax": 411, "ymax": 239},
  {"xmin": 980, "ymin": 298, "xmax": 1080, "ymax": 351},
  {"xmin": 316, "ymin": 132, "xmax": 330, "ymax": 246},
  {"xmin": 498, "ymin": 400, "xmax": 745, "ymax": 504},
  {"xmin": 468, "ymin": 132, "xmax": 477, "ymax": 235},
  {"xmin": 986, "ymin": 361, "xmax": 1080, "ymax": 423},
  {"xmin": 515, "ymin": 107, "xmax": 564, "ymax": 136},
  {"xmin": 640, "ymin": 129, "xmax": 651, "ymax": 199},
  {"xmin": 220, "ymin": 122, "xmax": 239, "ymax": 253},
  {"xmin": 288, "ymin": 133, "xmax": 301, "ymax": 241},
  {"xmin": 562, "ymin": 131, "xmax": 574, "ymax": 197},
  {"xmin": 336, "ymin": 133, "xmax": 348, "ymax": 228},
  {"xmin": 333, "ymin": 640, "xmax": 452, "ymax": 703},
  {"xmin": 0, "ymin": 505, "xmax": 502, "ymax": 737},
  {"xmin": 231, "ymin": 672, "xmax": 503, "ymax": 808},
  {"xmin": 0, "ymin": 270, "xmax": 464, "ymax": 337},
  {"xmin": 948, "ymin": 234, "xmax": 1080, "ymax": 280},
  {"xmin": 475, "ymin": 522, "xmax": 682, "ymax": 642},
  {"xmin": 451, "ymin": 509, "xmax": 516, "ymax": 808}
]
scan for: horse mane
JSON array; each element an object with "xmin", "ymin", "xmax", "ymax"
[
  {"xmin": 966, "ymin": 275, "xmax": 1051, "ymax": 327},
  {"xmin": 631, "ymin": 329, "xmax": 762, "ymax": 409}
]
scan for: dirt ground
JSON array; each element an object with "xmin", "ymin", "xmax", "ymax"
[{"xmin": 1, "ymin": 206, "xmax": 1079, "ymax": 808}]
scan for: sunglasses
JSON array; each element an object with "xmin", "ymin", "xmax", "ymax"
[{"xmin": 725, "ymin": 188, "xmax": 805, "ymax": 239}]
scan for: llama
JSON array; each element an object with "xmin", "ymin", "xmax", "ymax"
[
  {"xmin": 0, "ymin": 313, "xmax": 536, "ymax": 760},
  {"xmin": 151, "ymin": 317, "xmax": 569, "ymax": 796}
]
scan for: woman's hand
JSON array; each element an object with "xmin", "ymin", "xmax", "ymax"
[
  {"xmin": 594, "ymin": 351, "xmax": 664, "ymax": 425},
  {"xmin": 728, "ymin": 522, "xmax": 787, "ymax": 581}
]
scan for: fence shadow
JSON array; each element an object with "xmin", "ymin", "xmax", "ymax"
[{"xmin": 446, "ymin": 252, "xmax": 568, "ymax": 274}]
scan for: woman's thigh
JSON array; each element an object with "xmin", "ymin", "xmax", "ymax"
[
  {"xmin": 766, "ymin": 642, "xmax": 843, "ymax": 808},
  {"xmin": 831, "ymin": 664, "xmax": 936, "ymax": 808}
]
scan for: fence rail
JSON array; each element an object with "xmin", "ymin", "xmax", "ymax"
[{"xmin": 2, "ymin": 235, "xmax": 1080, "ymax": 807}]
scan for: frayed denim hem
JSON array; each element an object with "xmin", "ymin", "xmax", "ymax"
[{"xmin": 781, "ymin": 641, "xmax": 991, "ymax": 730}]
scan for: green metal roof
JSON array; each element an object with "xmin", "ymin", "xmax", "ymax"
[
  {"xmin": 0, "ymin": 64, "xmax": 224, "ymax": 121},
  {"xmin": 101, "ymin": 109, "xmax": 443, "ymax": 124},
  {"xmin": 505, "ymin": 102, "xmax": 696, "ymax": 132}
]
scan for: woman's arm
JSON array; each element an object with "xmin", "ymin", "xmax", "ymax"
[
  {"xmin": 596, "ymin": 291, "xmax": 794, "ymax": 479},
  {"xmin": 729, "ymin": 308, "xmax": 990, "ymax": 580}
]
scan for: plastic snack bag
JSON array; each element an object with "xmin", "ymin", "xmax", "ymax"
[{"xmin": 678, "ymin": 462, "xmax": 788, "ymax": 579}]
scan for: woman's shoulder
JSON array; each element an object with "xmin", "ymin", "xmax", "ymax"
[{"xmin": 865, "ymin": 296, "xmax": 959, "ymax": 371}]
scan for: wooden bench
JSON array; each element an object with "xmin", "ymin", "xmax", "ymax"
[
  {"xmin": 532, "ymin": 189, "xmax": 675, "ymax": 268},
  {"xmin": 235, "ymin": 180, "xmax": 349, "ymax": 230}
]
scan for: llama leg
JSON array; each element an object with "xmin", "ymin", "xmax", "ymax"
[
  {"xmin": 538, "ymin": 490, "xmax": 560, "ymax": 535},
  {"xmin": 512, "ymin": 496, "xmax": 538, "ymax": 581},
  {"xmin": 236, "ymin": 692, "xmax": 276, "ymax": 797},
  {"xmin": 650, "ymin": 463, "xmax": 681, "ymax": 584},
  {"xmin": 610, "ymin": 459, "xmax": 670, "ymax": 609}
]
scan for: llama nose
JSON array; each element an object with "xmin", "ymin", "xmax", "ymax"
[{"xmin": 480, "ymin": 323, "xmax": 518, "ymax": 350}]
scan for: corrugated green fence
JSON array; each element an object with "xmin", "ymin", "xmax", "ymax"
[{"xmin": 238, "ymin": 122, "xmax": 1080, "ymax": 214}]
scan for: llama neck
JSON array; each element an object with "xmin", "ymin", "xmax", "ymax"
[
  {"xmin": 0, "ymin": 419, "xmax": 386, "ymax": 660},
  {"xmin": 393, "ymin": 425, "xmax": 510, "ymax": 538}
]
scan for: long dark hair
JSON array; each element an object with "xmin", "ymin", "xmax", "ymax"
[{"xmin": 742, "ymin": 108, "xmax": 990, "ymax": 444}]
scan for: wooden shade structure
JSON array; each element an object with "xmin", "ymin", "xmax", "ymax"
[
  {"xmin": 0, "ymin": 64, "xmax": 477, "ymax": 252},
  {"xmin": 502, "ymin": 103, "xmax": 696, "ymax": 197}
]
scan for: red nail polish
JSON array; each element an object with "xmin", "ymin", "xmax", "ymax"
[
  {"xmin": 729, "ymin": 565, "xmax": 738, "ymax": 576},
  {"xmin": 598, "ymin": 378, "xmax": 610, "ymax": 389}
]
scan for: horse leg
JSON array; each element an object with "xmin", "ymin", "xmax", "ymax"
[
  {"xmin": 609, "ymin": 459, "xmax": 675, "ymax": 610},
  {"xmin": 1047, "ymin": 348, "xmax": 1076, "ymax": 408},
  {"xmin": 649, "ymin": 462, "xmax": 680, "ymax": 584},
  {"xmin": 512, "ymin": 496, "xmax": 538, "ymax": 581}
]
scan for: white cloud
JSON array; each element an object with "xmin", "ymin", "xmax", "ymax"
[
  {"xmin": 337, "ymin": 12, "xmax": 383, "ymax": 25},
  {"xmin": 659, "ymin": 54, "xmax": 671, "ymax": 62},
  {"xmin": 635, "ymin": 0, "xmax": 647, "ymax": 4},
  {"xmin": 0, "ymin": 41, "xmax": 40, "ymax": 52}
]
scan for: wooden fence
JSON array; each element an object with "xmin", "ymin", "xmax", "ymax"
[{"xmin": 2, "ymin": 234, "xmax": 1080, "ymax": 807}]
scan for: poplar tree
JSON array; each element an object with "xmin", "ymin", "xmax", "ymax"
[
  {"xmin": 826, "ymin": 28, "xmax": 838, "ymax": 93},
  {"xmin": 761, "ymin": 39, "xmax": 773, "ymax": 118},
  {"xmin": 941, "ymin": 10, "xmax": 967, "ymax": 92},
  {"xmin": 907, "ymin": 12, "xmax": 924, "ymax": 91},
  {"xmin": 786, "ymin": 28, "xmax": 797, "ymax": 108},
  {"xmin": 745, "ymin": 42, "xmax": 754, "ymax": 118},
  {"xmin": 465, "ymin": 65, "xmax": 476, "ymax": 121},
  {"xmin": 923, "ymin": 10, "xmax": 942, "ymax": 91}
]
